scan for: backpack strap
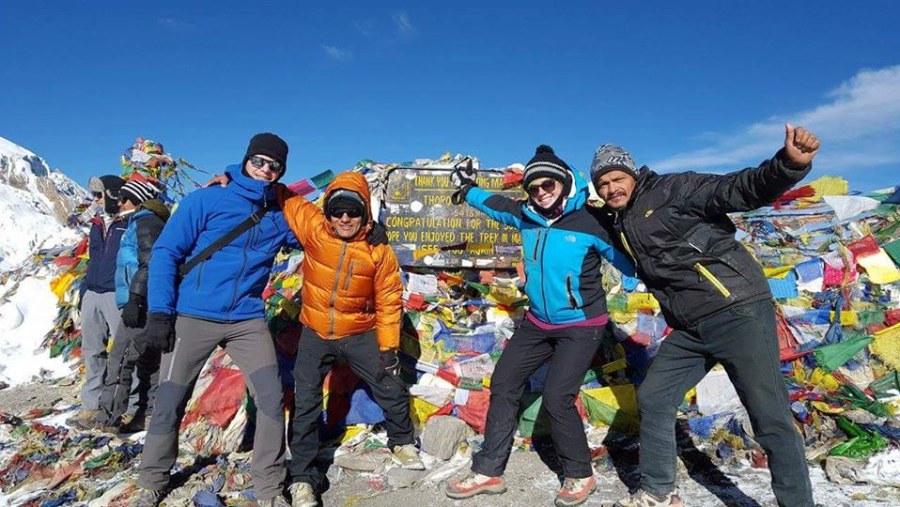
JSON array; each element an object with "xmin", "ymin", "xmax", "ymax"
[{"xmin": 178, "ymin": 203, "xmax": 276, "ymax": 278}]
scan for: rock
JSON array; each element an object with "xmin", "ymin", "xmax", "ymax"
[
  {"xmin": 386, "ymin": 467, "xmax": 426, "ymax": 489},
  {"xmin": 420, "ymin": 415, "xmax": 470, "ymax": 460},
  {"xmin": 824, "ymin": 455, "xmax": 866, "ymax": 484},
  {"xmin": 333, "ymin": 448, "xmax": 392, "ymax": 472}
]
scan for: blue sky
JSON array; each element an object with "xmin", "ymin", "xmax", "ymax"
[{"xmin": 3, "ymin": 1, "xmax": 899, "ymax": 191}]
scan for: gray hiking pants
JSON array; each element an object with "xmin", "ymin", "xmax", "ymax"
[
  {"xmin": 80, "ymin": 290, "xmax": 121, "ymax": 410},
  {"xmin": 138, "ymin": 316, "xmax": 286, "ymax": 500}
]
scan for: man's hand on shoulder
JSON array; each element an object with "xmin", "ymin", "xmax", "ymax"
[
  {"xmin": 203, "ymin": 174, "xmax": 231, "ymax": 188},
  {"xmin": 366, "ymin": 222, "xmax": 389, "ymax": 246},
  {"xmin": 783, "ymin": 124, "xmax": 820, "ymax": 168}
]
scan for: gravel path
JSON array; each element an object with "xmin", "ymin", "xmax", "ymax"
[{"xmin": 0, "ymin": 380, "xmax": 897, "ymax": 506}]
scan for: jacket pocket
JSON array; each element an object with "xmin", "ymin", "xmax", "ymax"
[
  {"xmin": 195, "ymin": 262, "xmax": 205, "ymax": 290},
  {"xmin": 565, "ymin": 274, "xmax": 578, "ymax": 308},
  {"xmin": 343, "ymin": 261, "xmax": 355, "ymax": 291},
  {"xmin": 694, "ymin": 263, "xmax": 731, "ymax": 298},
  {"xmin": 530, "ymin": 229, "xmax": 544, "ymax": 261}
]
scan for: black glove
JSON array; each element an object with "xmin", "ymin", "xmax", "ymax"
[
  {"xmin": 145, "ymin": 312, "xmax": 177, "ymax": 353},
  {"xmin": 450, "ymin": 160, "xmax": 477, "ymax": 205},
  {"xmin": 366, "ymin": 222, "xmax": 389, "ymax": 246},
  {"xmin": 377, "ymin": 349, "xmax": 401, "ymax": 382},
  {"xmin": 121, "ymin": 294, "xmax": 147, "ymax": 329}
]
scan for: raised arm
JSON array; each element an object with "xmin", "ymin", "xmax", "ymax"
[{"xmin": 686, "ymin": 125, "xmax": 820, "ymax": 216}]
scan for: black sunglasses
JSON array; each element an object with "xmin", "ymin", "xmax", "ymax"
[
  {"xmin": 92, "ymin": 191, "xmax": 103, "ymax": 199},
  {"xmin": 328, "ymin": 208, "xmax": 364, "ymax": 219},
  {"xmin": 526, "ymin": 179, "xmax": 558, "ymax": 196},
  {"xmin": 249, "ymin": 155, "xmax": 283, "ymax": 173}
]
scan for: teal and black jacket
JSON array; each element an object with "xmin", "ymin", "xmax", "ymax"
[{"xmin": 463, "ymin": 169, "xmax": 635, "ymax": 325}]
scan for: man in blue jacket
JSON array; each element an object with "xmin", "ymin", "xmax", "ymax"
[
  {"xmin": 67, "ymin": 174, "xmax": 127, "ymax": 428},
  {"xmin": 136, "ymin": 133, "xmax": 300, "ymax": 507}
]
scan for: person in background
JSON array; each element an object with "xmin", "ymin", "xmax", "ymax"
[
  {"xmin": 445, "ymin": 146, "xmax": 635, "ymax": 507},
  {"xmin": 67, "ymin": 174, "xmax": 127, "ymax": 428},
  {"xmin": 589, "ymin": 125, "xmax": 820, "ymax": 507},
  {"xmin": 79, "ymin": 177, "xmax": 169, "ymax": 434}
]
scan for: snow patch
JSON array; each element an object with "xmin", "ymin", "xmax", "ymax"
[{"xmin": 0, "ymin": 274, "xmax": 75, "ymax": 386}]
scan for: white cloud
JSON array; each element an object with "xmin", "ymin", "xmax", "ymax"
[
  {"xmin": 321, "ymin": 45, "xmax": 352, "ymax": 61},
  {"xmin": 356, "ymin": 19, "xmax": 377, "ymax": 36},
  {"xmin": 157, "ymin": 17, "xmax": 195, "ymax": 31},
  {"xmin": 652, "ymin": 65, "xmax": 900, "ymax": 173},
  {"xmin": 392, "ymin": 11, "xmax": 415, "ymax": 35}
]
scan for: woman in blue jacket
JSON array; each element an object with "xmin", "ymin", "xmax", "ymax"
[{"xmin": 445, "ymin": 146, "xmax": 634, "ymax": 507}]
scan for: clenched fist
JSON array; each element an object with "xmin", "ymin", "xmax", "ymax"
[{"xmin": 783, "ymin": 124, "xmax": 820, "ymax": 168}]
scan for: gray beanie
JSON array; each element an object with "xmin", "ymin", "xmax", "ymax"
[{"xmin": 590, "ymin": 144, "xmax": 637, "ymax": 183}]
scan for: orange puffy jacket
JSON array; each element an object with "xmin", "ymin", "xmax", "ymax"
[{"xmin": 280, "ymin": 172, "xmax": 402, "ymax": 350}]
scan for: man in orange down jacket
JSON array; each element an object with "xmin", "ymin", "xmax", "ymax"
[{"xmin": 280, "ymin": 172, "xmax": 423, "ymax": 507}]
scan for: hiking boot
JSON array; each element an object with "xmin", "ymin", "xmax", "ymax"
[
  {"xmin": 133, "ymin": 487, "xmax": 166, "ymax": 507},
  {"xmin": 391, "ymin": 443, "xmax": 425, "ymax": 470},
  {"xmin": 555, "ymin": 476, "xmax": 597, "ymax": 506},
  {"xmin": 287, "ymin": 482, "xmax": 317, "ymax": 507},
  {"xmin": 120, "ymin": 415, "xmax": 148, "ymax": 433},
  {"xmin": 444, "ymin": 471, "xmax": 507, "ymax": 499},
  {"xmin": 66, "ymin": 409, "xmax": 101, "ymax": 430},
  {"xmin": 256, "ymin": 494, "xmax": 291, "ymax": 507},
  {"xmin": 609, "ymin": 489, "xmax": 683, "ymax": 507}
]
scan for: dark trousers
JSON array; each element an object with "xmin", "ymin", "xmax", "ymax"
[
  {"xmin": 637, "ymin": 299, "xmax": 813, "ymax": 506},
  {"xmin": 472, "ymin": 318, "xmax": 604, "ymax": 479},
  {"xmin": 97, "ymin": 319, "xmax": 161, "ymax": 425},
  {"xmin": 289, "ymin": 328, "xmax": 414, "ymax": 491}
]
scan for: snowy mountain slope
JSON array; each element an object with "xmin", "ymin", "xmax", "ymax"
[{"xmin": 0, "ymin": 136, "xmax": 84, "ymax": 271}]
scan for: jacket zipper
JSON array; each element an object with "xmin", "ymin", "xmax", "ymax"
[
  {"xmin": 228, "ymin": 214, "xmax": 252, "ymax": 317},
  {"xmin": 614, "ymin": 211, "xmax": 637, "ymax": 263},
  {"xmin": 566, "ymin": 274, "xmax": 578, "ymax": 308},
  {"xmin": 538, "ymin": 228, "xmax": 549, "ymax": 317},
  {"xmin": 344, "ymin": 261, "xmax": 355, "ymax": 291},
  {"xmin": 694, "ymin": 263, "xmax": 731, "ymax": 298},
  {"xmin": 329, "ymin": 242, "xmax": 348, "ymax": 337}
]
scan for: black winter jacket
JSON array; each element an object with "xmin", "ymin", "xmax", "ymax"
[{"xmin": 592, "ymin": 150, "xmax": 811, "ymax": 328}]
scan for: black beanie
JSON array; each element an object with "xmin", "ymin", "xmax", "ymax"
[
  {"xmin": 325, "ymin": 189, "xmax": 368, "ymax": 222},
  {"xmin": 242, "ymin": 133, "xmax": 289, "ymax": 176},
  {"xmin": 522, "ymin": 145, "xmax": 573, "ymax": 196}
]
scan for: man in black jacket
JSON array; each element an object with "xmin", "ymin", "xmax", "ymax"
[{"xmin": 592, "ymin": 125, "xmax": 820, "ymax": 507}]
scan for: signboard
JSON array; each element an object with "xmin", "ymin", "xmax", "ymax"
[{"xmin": 382, "ymin": 167, "xmax": 523, "ymax": 268}]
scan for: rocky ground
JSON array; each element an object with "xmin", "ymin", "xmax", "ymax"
[{"xmin": 0, "ymin": 379, "xmax": 897, "ymax": 506}]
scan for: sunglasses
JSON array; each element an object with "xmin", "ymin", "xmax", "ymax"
[
  {"xmin": 328, "ymin": 208, "xmax": 364, "ymax": 219},
  {"xmin": 92, "ymin": 191, "xmax": 103, "ymax": 199},
  {"xmin": 249, "ymin": 155, "xmax": 283, "ymax": 173},
  {"xmin": 526, "ymin": 179, "xmax": 558, "ymax": 196}
]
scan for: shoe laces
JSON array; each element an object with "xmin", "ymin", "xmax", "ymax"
[
  {"xmin": 456, "ymin": 471, "xmax": 486, "ymax": 488},
  {"xmin": 561, "ymin": 477, "xmax": 589, "ymax": 493}
]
